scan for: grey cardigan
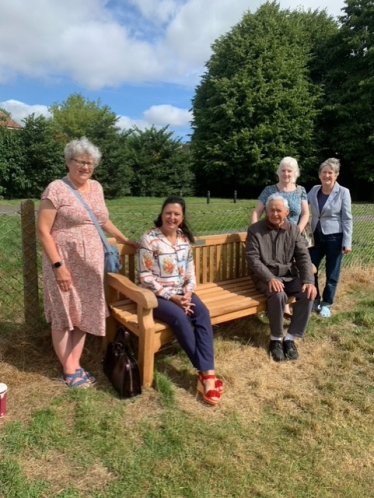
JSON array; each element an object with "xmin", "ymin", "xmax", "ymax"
[{"xmin": 308, "ymin": 182, "xmax": 353, "ymax": 249}]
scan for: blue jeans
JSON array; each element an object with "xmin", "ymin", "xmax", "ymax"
[{"xmin": 308, "ymin": 230, "xmax": 343, "ymax": 307}]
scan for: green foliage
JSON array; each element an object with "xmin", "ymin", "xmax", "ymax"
[
  {"xmin": 0, "ymin": 127, "xmax": 27, "ymax": 198},
  {"xmin": 49, "ymin": 93, "xmax": 134, "ymax": 198},
  {"xmin": 49, "ymin": 93, "xmax": 119, "ymax": 141},
  {"xmin": 319, "ymin": 0, "xmax": 374, "ymax": 188},
  {"xmin": 128, "ymin": 126, "xmax": 195, "ymax": 197},
  {"xmin": 21, "ymin": 115, "xmax": 65, "ymax": 198},
  {"xmin": 191, "ymin": 2, "xmax": 325, "ymax": 195}
]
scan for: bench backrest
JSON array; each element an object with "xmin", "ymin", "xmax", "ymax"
[{"xmin": 109, "ymin": 232, "xmax": 248, "ymax": 285}]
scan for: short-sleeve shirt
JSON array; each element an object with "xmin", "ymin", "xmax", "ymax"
[{"xmin": 258, "ymin": 185, "xmax": 307, "ymax": 225}]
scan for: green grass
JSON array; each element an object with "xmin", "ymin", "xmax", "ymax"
[{"xmin": 1, "ymin": 270, "xmax": 374, "ymax": 497}]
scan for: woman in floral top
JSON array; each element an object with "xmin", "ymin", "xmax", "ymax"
[{"xmin": 138, "ymin": 196, "xmax": 222, "ymax": 406}]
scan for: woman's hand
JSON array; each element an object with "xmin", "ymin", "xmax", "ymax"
[
  {"xmin": 170, "ymin": 293, "xmax": 195, "ymax": 315},
  {"xmin": 54, "ymin": 265, "xmax": 72, "ymax": 292},
  {"xmin": 342, "ymin": 247, "xmax": 352, "ymax": 255},
  {"xmin": 124, "ymin": 238, "xmax": 139, "ymax": 248}
]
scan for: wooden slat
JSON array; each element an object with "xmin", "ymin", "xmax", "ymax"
[
  {"xmin": 209, "ymin": 245, "xmax": 214, "ymax": 282},
  {"xmin": 194, "ymin": 246, "xmax": 201, "ymax": 284},
  {"xmin": 216, "ymin": 244, "xmax": 222, "ymax": 281},
  {"xmin": 202, "ymin": 246, "xmax": 208, "ymax": 284},
  {"xmin": 222, "ymin": 245, "xmax": 227, "ymax": 280}
]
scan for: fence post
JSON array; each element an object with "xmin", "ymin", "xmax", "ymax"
[
  {"xmin": 234, "ymin": 190, "xmax": 237, "ymax": 203},
  {"xmin": 21, "ymin": 200, "xmax": 41, "ymax": 328},
  {"xmin": 207, "ymin": 191, "xmax": 210, "ymax": 204}
]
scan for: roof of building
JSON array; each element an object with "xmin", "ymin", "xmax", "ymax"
[{"xmin": 0, "ymin": 112, "xmax": 22, "ymax": 129}]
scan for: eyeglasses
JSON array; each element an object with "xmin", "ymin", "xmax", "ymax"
[{"xmin": 71, "ymin": 158, "xmax": 94, "ymax": 168}]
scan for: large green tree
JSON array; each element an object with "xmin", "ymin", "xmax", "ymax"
[
  {"xmin": 128, "ymin": 126, "xmax": 195, "ymax": 197},
  {"xmin": 319, "ymin": 0, "xmax": 374, "ymax": 194},
  {"xmin": 191, "ymin": 2, "xmax": 335, "ymax": 196}
]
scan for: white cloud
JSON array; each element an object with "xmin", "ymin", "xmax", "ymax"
[
  {"xmin": 116, "ymin": 114, "xmax": 148, "ymax": 131},
  {"xmin": 0, "ymin": 100, "xmax": 51, "ymax": 125},
  {"xmin": 0, "ymin": 0, "xmax": 345, "ymax": 89},
  {"xmin": 143, "ymin": 105, "xmax": 191, "ymax": 126}
]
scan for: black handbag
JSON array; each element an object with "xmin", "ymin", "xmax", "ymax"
[{"xmin": 103, "ymin": 326, "xmax": 142, "ymax": 398}]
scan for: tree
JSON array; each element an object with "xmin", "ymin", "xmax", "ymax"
[
  {"xmin": 319, "ymin": 0, "xmax": 374, "ymax": 193},
  {"xmin": 50, "ymin": 93, "xmax": 133, "ymax": 198},
  {"xmin": 191, "ymin": 2, "xmax": 332, "ymax": 196},
  {"xmin": 0, "ymin": 127, "xmax": 26, "ymax": 198},
  {"xmin": 20, "ymin": 114, "xmax": 65, "ymax": 198},
  {"xmin": 128, "ymin": 126, "xmax": 195, "ymax": 197}
]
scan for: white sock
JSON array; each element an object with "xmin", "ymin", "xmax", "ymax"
[
  {"xmin": 284, "ymin": 333, "xmax": 295, "ymax": 342},
  {"xmin": 270, "ymin": 335, "xmax": 283, "ymax": 341}
]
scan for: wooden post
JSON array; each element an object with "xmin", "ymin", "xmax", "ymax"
[
  {"xmin": 21, "ymin": 200, "xmax": 41, "ymax": 328},
  {"xmin": 207, "ymin": 191, "xmax": 210, "ymax": 204}
]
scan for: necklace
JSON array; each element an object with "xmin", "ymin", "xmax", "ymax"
[{"xmin": 67, "ymin": 175, "xmax": 89, "ymax": 193}]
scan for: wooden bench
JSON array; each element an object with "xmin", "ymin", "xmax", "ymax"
[{"xmin": 105, "ymin": 232, "xmax": 269, "ymax": 387}]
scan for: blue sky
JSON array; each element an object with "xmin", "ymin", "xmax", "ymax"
[{"xmin": 0, "ymin": 0, "xmax": 345, "ymax": 142}]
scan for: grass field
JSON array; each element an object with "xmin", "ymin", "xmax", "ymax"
[{"xmin": 1, "ymin": 266, "xmax": 374, "ymax": 497}]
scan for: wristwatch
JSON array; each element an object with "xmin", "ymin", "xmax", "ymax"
[{"xmin": 52, "ymin": 261, "xmax": 63, "ymax": 269}]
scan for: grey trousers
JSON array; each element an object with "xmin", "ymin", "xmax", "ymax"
[{"xmin": 256, "ymin": 277, "xmax": 313, "ymax": 339}]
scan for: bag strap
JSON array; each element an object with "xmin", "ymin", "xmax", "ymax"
[
  {"xmin": 297, "ymin": 185, "xmax": 302, "ymax": 197},
  {"xmin": 61, "ymin": 177, "xmax": 112, "ymax": 254}
]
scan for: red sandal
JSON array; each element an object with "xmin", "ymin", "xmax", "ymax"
[
  {"xmin": 196, "ymin": 374, "xmax": 221, "ymax": 406},
  {"xmin": 198, "ymin": 371, "xmax": 224, "ymax": 394}
]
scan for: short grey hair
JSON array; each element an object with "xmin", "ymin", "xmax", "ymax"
[
  {"xmin": 265, "ymin": 194, "xmax": 289, "ymax": 211},
  {"xmin": 319, "ymin": 157, "xmax": 340, "ymax": 175},
  {"xmin": 276, "ymin": 156, "xmax": 300, "ymax": 183},
  {"xmin": 64, "ymin": 137, "xmax": 102, "ymax": 167}
]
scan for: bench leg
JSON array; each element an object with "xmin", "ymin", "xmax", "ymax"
[
  {"xmin": 104, "ymin": 315, "xmax": 117, "ymax": 351},
  {"xmin": 137, "ymin": 307, "xmax": 156, "ymax": 388}
]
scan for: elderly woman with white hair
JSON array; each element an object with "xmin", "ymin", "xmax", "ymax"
[
  {"xmin": 37, "ymin": 137, "xmax": 136, "ymax": 388},
  {"xmin": 251, "ymin": 156, "xmax": 310, "ymax": 318}
]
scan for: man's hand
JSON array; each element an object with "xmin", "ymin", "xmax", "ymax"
[
  {"xmin": 268, "ymin": 279, "xmax": 284, "ymax": 293},
  {"xmin": 302, "ymin": 283, "xmax": 317, "ymax": 300}
]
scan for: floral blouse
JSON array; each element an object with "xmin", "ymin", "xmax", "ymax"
[{"xmin": 138, "ymin": 227, "xmax": 196, "ymax": 300}]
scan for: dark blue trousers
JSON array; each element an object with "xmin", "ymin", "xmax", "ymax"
[
  {"xmin": 309, "ymin": 230, "xmax": 343, "ymax": 307},
  {"xmin": 153, "ymin": 294, "xmax": 215, "ymax": 371}
]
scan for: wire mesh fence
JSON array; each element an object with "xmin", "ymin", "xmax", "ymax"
[{"xmin": 1, "ymin": 201, "xmax": 373, "ymax": 331}]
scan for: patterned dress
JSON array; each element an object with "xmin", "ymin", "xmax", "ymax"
[
  {"xmin": 41, "ymin": 178, "xmax": 109, "ymax": 335},
  {"xmin": 258, "ymin": 184, "xmax": 307, "ymax": 225}
]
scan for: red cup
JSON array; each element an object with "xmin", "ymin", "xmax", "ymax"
[{"xmin": 0, "ymin": 383, "xmax": 7, "ymax": 418}]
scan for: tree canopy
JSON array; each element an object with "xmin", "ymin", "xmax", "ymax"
[{"xmin": 191, "ymin": 2, "xmax": 337, "ymax": 196}]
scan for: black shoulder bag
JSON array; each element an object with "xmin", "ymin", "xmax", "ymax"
[{"xmin": 103, "ymin": 326, "xmax": 142, "ymax": 398}]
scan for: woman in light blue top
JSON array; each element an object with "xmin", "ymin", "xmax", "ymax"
[
  {"xmin": 251, "ymin": 157, "xmax": 309, "ymax": 229},
  {"xmin": 308, "ymin": 158, "xmax": 352, "ymax": 318},
  {"xmin": 251, "ymin": 157, "xmax": 310, "ymax": 318}
]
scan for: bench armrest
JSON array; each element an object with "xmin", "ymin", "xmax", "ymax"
[{"xmin": 106, "ymin": 273, "xmax": 158, "ymax": 309}]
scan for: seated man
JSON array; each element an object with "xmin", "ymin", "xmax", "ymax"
[{"xmin": 246, "ymin": 194, "xmax": 317, "ymax": 361}]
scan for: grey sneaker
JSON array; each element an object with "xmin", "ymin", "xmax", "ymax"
[{"xmin": 269, "ymin": 340, "xmax": 285, "ymax": 362}]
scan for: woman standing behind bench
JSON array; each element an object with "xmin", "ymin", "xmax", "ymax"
[
  {"xmin": 308, "ymin": 158, "xmax": 352, "ymax": 317},
  {"xmin": 138, "ymin": 196, "xmax": 222, "ymax": 406},
  {"xmin": 37, "ymin": 137, "xmax": 135, "ymax": 388}
]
